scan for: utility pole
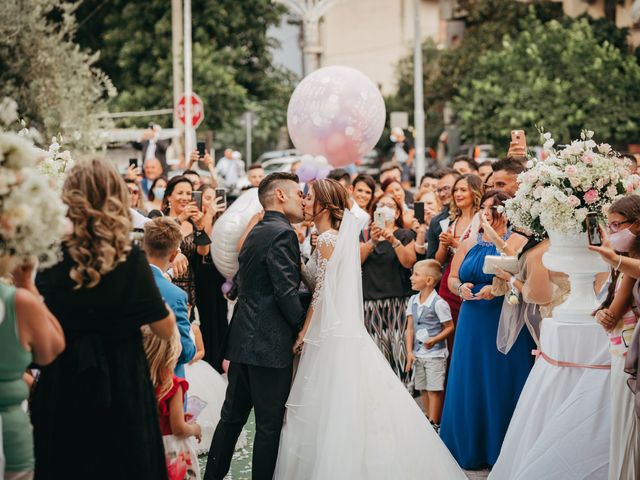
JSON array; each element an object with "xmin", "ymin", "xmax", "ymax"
[
  {"xmin": 273, "ymin": 0, "xmax": 343, "ymax": 74},
  {"xmin": 171, "ymin": 0, "xmax": 183, "ymax": 132},
  {"xmin": 244, "ymin": 112, "xmax": 254, "ymax": 165},
  {"xmin": 413, "ymin": 0, "xmax": 426, "ymax": 186},
  {"xmin": 183, "ymin": 0, "xmax": 194, "ymax": 155}
]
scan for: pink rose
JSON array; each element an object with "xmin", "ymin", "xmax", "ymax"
[
  {"xmin": 567, "ymin": 195, "xmax": 580, "ymax": 207},
  {"xmin": 564, "ymin": 165, "xmax": 578, "ymax": 176},
  {"xmin": 584, "ymin": 189, "xmax": 599, "ymax": 205},
  {"xmin": 582, "ymin": 153, "xmax": 593, "ymax": 165}
]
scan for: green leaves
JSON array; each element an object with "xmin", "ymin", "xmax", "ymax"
[{"xmin": 453, "ymin": 16, "xmax": 640, "ymax": 151}]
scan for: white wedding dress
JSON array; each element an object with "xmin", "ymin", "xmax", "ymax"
[{"xmin": 274, "ymin": 211, "xmax": 466, "ymax": 479}]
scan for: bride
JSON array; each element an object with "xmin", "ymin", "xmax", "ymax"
[{"xmin": 274, "ymin": 179, "xmax": 465, "ymax": 479}]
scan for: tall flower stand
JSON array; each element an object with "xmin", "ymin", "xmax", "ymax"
[{"xmin": 490, "ymin": 232, "xmax": 611, "ymax": 479}]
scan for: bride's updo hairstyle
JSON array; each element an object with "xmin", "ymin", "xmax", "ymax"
[
  {"xmin": 312, "ymin": 178, "xmax": 350, "ymax": 230},
  {"xmin": 63, "ymin": 158, "xmax": 132, "ymax": 289}
]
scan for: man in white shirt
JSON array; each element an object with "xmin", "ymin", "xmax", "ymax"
[{"xmin": 216, "ymin": 149, "xmax": 245, "ymax": 189}]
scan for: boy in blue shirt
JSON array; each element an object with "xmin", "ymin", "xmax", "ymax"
[
  {"xmin": 143, "ymin": 217, "xmax": 195, "ymax": 378},
  {"xmin": 405, "ymin": 259, "xmax": 454, "ymax": 431}
]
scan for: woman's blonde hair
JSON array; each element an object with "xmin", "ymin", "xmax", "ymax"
[
  {"xmin": 449, "ymin": 174, "xmax": 483, "ymax": 220},
  {"xmin": 312, "ymin": 178, "xmax": 350, "ymax": 230},
  {"xmin": 63, "ymin": 158, "xmax": 132, "ymax": 289},
  {"xmin": 141, "ymin": 325, "xmax": 181, "ymax": 401}
]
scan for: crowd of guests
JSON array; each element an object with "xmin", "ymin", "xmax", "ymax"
[{"xmin": 2, "ymin": 131, "xmax": 640, "ymax": 479}]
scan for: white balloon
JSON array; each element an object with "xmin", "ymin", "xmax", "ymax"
[
  {"xmin": 210, "ymin": 188, "xmax": 263, "ymax": 279},
  {"xmin": 312, "ymin": 155, "xmax": 329, "ymax": 168}
]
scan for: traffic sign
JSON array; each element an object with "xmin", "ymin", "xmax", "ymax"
[{"xmin": 176, "ymin": 93, "xmax": 204, "ymax": 128}]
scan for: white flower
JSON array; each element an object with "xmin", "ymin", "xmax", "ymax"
[
  {"xmin": 0, "ymin": 97, "xmax": 19, "ymax": 126},
  {"xmin": 598, "ymin": 143, "xmax": 612, "ymax": 155},
  {"xmin": 0, "ymin": 132, "xmax": 39, "ymax": 169}
]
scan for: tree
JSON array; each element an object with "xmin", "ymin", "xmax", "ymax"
[
  {"xmin": 453, "ymin": 16, "xmax": 640, "ymax": 149},
  {"xmin": 0, "ymin": 1, "xmax": 115, "ymax": 149},
  {"xmin": 75, "ymin": 0, "xmax": 296, "ymax": 155},
  {"xmin": 384, "ymin": 0, "xmax": 562, "ymax": 152}
]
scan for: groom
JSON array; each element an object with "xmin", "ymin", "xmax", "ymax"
[{"xmin": 205, "ymin": 172, "xmax": 307, "ymax": 480}]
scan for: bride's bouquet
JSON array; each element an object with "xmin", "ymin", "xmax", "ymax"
[
  {"xmin": 506, "ymin": 130, "xmax": 636, "ymax": 238},
  {"xmin": 0, "ymin": 100, "xmax": 68, "ymax": 272}
]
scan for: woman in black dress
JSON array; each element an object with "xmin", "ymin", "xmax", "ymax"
[
  {"xmin": 32, "ymin": 158, "xmax": 176, "ymax": 480},
  {"xmin": 196, "ymin": 184, "xmax": 228, "ymax": 371}
]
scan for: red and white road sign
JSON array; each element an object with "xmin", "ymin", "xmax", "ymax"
[{"xmin": 176, "ymin": 93, "xmax": 204, "ymax": 128}]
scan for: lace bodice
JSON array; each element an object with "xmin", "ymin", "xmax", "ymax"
[{"xmin": 302, "ymin": 230, "xmax": 338, "ymax": 310}]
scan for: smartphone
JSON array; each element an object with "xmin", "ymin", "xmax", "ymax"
[
  {"xmin": 586, "ymin": 212, "xmax": 602, "ymax": 246},
  {"xmin": 129, "ymin": 158, "xmax": 138, "ymax": 169},
  {"xmin": 374, "ymin": 210, "xmax": 385, "ymax": 229},
  {"xmin": 197, "ymin": 141, "xmax": 206, "ymax": 157},
  {"xmin": 414, "ymin": 202, "xmax": 425, "ymax": 225},
  {"xmin": 215, "ymin": 188, "xmax": 227, "ymax": 207},
  {"xmin": 191, "ymin": 190, "xmax": 203, "ymax": 211},
  {"xmin": 511, "ymin": 129, "xmax": 526, "ymax": 149}
]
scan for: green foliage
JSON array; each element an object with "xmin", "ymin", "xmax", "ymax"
[
  {"xmin": 75, "ymin": 0, "xmax": 296, "ymax": 155},
  {"xmin": 386, "ymin": 0, "xmax": 562, "ymax": 150},
  {"xmin": 454, "ymin": 16, "xmax": 640, "ymax": 149},
  {"xmin": 0, "ymin": 0, "xmax": 115, "ymax": 149}
]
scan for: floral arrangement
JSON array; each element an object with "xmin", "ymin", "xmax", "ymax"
[
  {"xmin": 506, "ymin": 130, "xmax": 635, "ymax": 238},
  {"xmin": 0, "ymin": 99, "xmax": 69, "ymax": 271}
]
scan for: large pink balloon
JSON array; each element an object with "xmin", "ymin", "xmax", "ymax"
[{"xmin": 287, "ymin": 66, "xmax": 386, "ymax": 168}]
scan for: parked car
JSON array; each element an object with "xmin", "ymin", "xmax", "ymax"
[
  {"xmin": 262, "ymin": 155, "xmax": 303, "ymax": 174},
  {"xmin": 256, "ymin": 149, "xmax": 298, "ymax": 165}
]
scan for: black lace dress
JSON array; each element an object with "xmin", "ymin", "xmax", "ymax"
[{"xmin": 32, "ymin": 246, "xmax": 169, "ymax": 480}]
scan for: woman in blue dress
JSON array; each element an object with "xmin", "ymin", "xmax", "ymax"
[{"xmin": 439, "ymin": 190, "xmax": 535, "ymax": 469}]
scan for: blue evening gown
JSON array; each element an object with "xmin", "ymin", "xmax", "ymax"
[{"xmin": 440, "ymin": 233, "xmax": 535, "ymax": 469}]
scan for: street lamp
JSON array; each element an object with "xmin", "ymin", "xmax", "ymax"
[{"xmin": 273, "ymin": 0, "xmax": 343, "ymax": 75}]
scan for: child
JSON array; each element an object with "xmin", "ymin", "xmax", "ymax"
[
  {"xmin": 405, "ymin": 259, "xmax": 455, "ymax": 431},
  {"xmin": 142, "ymin": 325, "xmax": 202, "ymax": 479},
  {"xmin": 143, "ymin": 217, "xmax": 196, "ymax": 379}
]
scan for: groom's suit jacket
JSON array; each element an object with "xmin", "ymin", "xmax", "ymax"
[{"xmin": 226, "ymin": 210, "xmax": 306, "ymax": 369}]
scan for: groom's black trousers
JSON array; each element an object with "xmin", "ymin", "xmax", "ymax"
[{"xmin": 205, "ymin": 361, "xmax": 293, "ymax": 480}]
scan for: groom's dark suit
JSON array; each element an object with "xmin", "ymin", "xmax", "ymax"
[{"xmin": 205, "ymin": 210, "xmax": 306, "ymax": 480}]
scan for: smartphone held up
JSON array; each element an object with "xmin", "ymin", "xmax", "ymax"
[{"xmin": 586, "ymin": 212, "xmax": 602, "ymax": 246}]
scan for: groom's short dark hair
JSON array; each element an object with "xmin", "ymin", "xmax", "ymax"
[{"xmin": 258, "ymin": 172, "xmax": 299, "ymax": 207}]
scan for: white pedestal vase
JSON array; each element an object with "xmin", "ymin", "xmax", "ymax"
[
  {"xmin": 489, "ymin": 231, "xmax": 612, "ymax": 480},
  {"xmin": 542, "ymin": 230, "xmax": 609, "ymax": 323}
]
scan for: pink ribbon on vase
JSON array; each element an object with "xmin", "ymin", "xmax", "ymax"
[{"xmin": 532, "ymin": 349, "xmax": 611, "ymax": 370}]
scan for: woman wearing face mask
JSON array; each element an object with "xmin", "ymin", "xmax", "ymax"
[
  {"xmin": 192, "ymin": 184, "xmax": 228, "ymax": 371},
  {"xmin": 590, "ymin": 195, "xmax": 640, "ymax": 480},
  {"xmin": 145, "ymin": 176, "xmax": 168, "ymax": 212},
  {"xmin": 440, "ymin": 190, "xmax": 533, "ymax": 469},
  {"xmin": 382, "ymin": 178, "xmax": 414, "ymax": 228},
  {"xmin": 435, "ymin": 174, "xmax": 483, "ymax": 353},
  {"xmin": 360, "ymin": 193, "xmax": 417, "ymax": 388},
  {"xmin": 162, "ymin": 176, "xmax": 211, "ymax": 313}
]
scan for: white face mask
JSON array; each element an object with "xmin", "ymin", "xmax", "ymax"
[
  {"xmin": 376, "ymin": 206, "xmax": 396, "ymax": 222},
  {"xmin": 390, "ymin": 134, "xmax": 397, "ymax": 143}
]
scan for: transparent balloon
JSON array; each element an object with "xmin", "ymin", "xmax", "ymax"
[{"xmin": 287, "ymin": 66, "xmax": 386, "ymax": 168}]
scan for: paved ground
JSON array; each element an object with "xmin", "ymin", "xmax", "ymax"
[{"xmin": 197, "ymin": 407, "xmax": 490, "ymax": 479}]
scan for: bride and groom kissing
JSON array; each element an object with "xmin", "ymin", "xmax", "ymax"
[{"xmin": 205, "ymin": 173, "xmax": 465, "ymax": 480}]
